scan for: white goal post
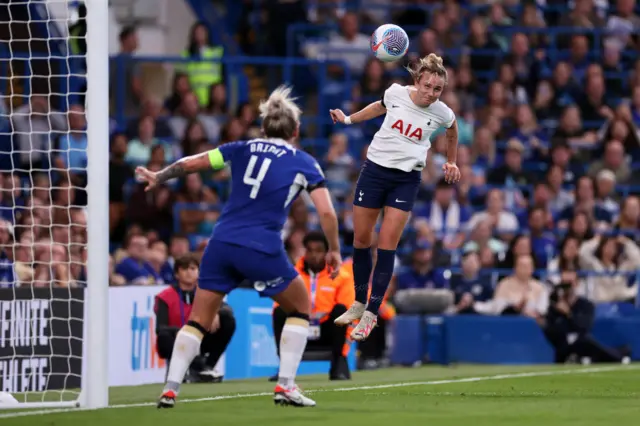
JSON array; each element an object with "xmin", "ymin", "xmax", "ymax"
[{"xmin": 0, "ymin": 0, "xmax": 109, "ymax": 410}]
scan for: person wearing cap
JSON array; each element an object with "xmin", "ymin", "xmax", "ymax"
[
  {"xmin": 487, "ymin": 138, "xmax": 533, "ymax": 187},
  {"xmin": 449, "ymin": 248, "xmax": 493, "ymax": 314},
  {"xmin": 393, "ymin": 241, "xmax": 452, "ymax": 314},
  {"xmin": 413, "ymin": 178, "xmax": 472, "ymax": 250},
  {"xmin": 587, "ymin": 139, "xmax": 631, "ymax": 184}
]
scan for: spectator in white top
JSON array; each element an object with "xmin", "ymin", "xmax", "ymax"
[
  {"xmin": 475, "ymin": 255, "xmax": 548, "ymax": 320},
  {"xmin": 579, "ymin": 235, "xmax": 640, "ymax": 303},
  {"xmin": 466, "ymin": 188, "xmax": 519, "ymax": 239},
  {"xmin": 11, "ymin": 94, "xmax": 68, "ymax": 170},
  {"xmin": 594, "ymin": 169, "xmax": 620, "ymax": 219},
  {"xmin": 325, "ymin": 12, "xmax": 371, "ymax": 75},
  {"xmin": 605, "ymin": 0, "xmax": 640, "ymax": 51}
]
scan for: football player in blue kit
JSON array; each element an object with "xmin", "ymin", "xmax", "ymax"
[{"xmin": 136, "ymin": 86, "xmax": 341, "ymax": 408}]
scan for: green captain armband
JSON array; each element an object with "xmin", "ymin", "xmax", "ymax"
[{"xmin": 208, "ymin": 148, "xmax": 225, "ymax": 170}]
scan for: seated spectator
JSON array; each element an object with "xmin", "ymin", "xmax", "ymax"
[
  {"xmin": 544, "ymin": 270, "xmax": 630, "ymax": 364},
  {"xmin": 125, "ymin": 116, "xmax": 174, "ymax": 167},
  {"xmin": 147, "ymin": 240, "xmax": 174, "ymax": 285},
  {"xmin": 568, "ymin": 210, "xmax": 596, "ymax": 242},
  {"xmin": 415, "ymin": 178, "xmax": 471, "ymax": 250},
  {"xmin": 125, "ymin": 96, "xmax": 175, "ymax": 140},
  {"xmin": 394, "ymin": 241, "xmax": 451, "ymax": 314},
  {"xmin": 109, "ymin": 255, "xmax": 126, "ymax": 286},
  {"xmin": 466, "ymin": 189, "xmax": 519, "ymax": 239},
  {"xmin": 272, "ymin": 232, "xmax": 354, "ymax": 380},
  {"xmin": 168, "ymin": 234, "xmax": 190, "ymax": 269},
  {"xmin": 176, "ymin": 173, "xmax": 219, "ymax": 234},
  {"xmin": 324, "ymin": 133, "xmax": 355, "ymax": 200},
  {"xmin": 558, "ymin": 176, "xmax": 613, "ymax": 229},
  {"xmin": 169, "ymin": 92, "xmax": 221, "ymax": 142},
  {"xmin": 594, "ymin": 170, "xmax": 620, "ymax": 219},
  {"xmin": 578, "ymin": 235, "xmax": 640, "ymax": 303},
  {"xmin": 126, "ymin": 163, "xmax": 174, "ymax": 239},
  {"xmin": 475, "ymin": 255, "xmax": 548, "ymax": 321},
  {"xmin": 462, "ymin": 218, "xmax": 508, "ymax": 256},
  {"xmin": 323, "ymin": 12, "xmax": 370, "ymax": 76},
  {"xmin": 164, "ymin": 73, "xmax": 192, "ymax": 115},
  {"xmin": 450, "ymin": 249, "xmax": 493, "ymax": 314},
  {"xmin": 547, "ymin": 140, "xmax": 584, "ymax": 187},
  {"xmin": 115, "ymin": 233, "xmax": 155, "ymax": 285},
  {"xmin": 614, "ymin": 196, "xmax": 640, "ymax": 238},
  {"xmin": 155, "ymin": 254, "xmax": 235, "ymax": 382},
  {"xmin": 588, "ymin": 139, "xmax": 631, "ymax": 183},
  {"xmin": 527, "ymin": 206, "xmax": 557, "ymax": 268},
  {"xmin": 547, "ymin": 235, "xmax": 582, "ymax": 286},
  {"xmin": 546, "ymin": 164, "xmax": 575, "ymax": 215}
]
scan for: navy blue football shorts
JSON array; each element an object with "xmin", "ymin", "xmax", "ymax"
[
  {"xmin": 353, "ymin": 159, "xmax": 421, "ymax": 212},
  {"xmin": 198, "ymin": 239, "xmax": 299, "ymax": 297}
]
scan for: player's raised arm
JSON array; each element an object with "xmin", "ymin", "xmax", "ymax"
[
  {"xmin": 136, "ymin": 147, "xmax": 229, "ymax": 191},
  {"xmin": 329, "ymin": 100, "xmax": 386, "ymax": 126},
  {"xmin": 442, "ymin": 118, "xmax": 461, "ymax": 184}
]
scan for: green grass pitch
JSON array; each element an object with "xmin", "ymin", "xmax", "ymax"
[{"xmin": 1, "ymin": 364, "xmax": 639, "ymax": 426}]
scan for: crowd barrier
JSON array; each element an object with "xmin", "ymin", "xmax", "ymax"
[
  {"xmin": 106, "ymin": 286, "xmax": 355, "ymax": 387},
  {"xmin": 391, "ymin": 314, "xmax": 640, "ymax": 367}
]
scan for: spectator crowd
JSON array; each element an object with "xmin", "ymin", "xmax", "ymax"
[{"xmin": 0, "ymin": 0, "xmax": 639, "ymax": 367}]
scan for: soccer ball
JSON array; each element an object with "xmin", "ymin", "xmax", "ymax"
[{"xmin": 370, "ymin": 24, "xmax": 409, "ymax": 62}]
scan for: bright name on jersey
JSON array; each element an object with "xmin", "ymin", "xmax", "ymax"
[{"xmin": 250, "ymin": 141, "xmax": 289, "ymax": 158}]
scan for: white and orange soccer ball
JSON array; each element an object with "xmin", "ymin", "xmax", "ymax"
[{"xmin": 370, "ymin": 24, "xmax": 409, "ymax": 62}]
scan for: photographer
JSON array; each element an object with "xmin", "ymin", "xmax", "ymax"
[
  {"xmin": 544, "ymin": 270, "xmax": 630, "ymax": 364},
  {"xmin": 155, "ymin": 254, "xmax": 236, "ymax": 382}
]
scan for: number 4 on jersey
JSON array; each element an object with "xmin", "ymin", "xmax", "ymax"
[{"xmin": 243, "ymin": 155, "xmax": 272, "ymax": 198}]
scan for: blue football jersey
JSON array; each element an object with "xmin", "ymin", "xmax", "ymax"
[{"xmin": 211, "ymin": 138, "xmax": 325, "ymax": 254}]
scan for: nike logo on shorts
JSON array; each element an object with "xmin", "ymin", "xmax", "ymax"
[{"xmin": 395, "ymin": 199, "xmax": 406, "ymax": 203}]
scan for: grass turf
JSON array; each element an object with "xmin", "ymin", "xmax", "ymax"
[{"xmin": 1, "ymin": 364, "xmax": 638, "ymax": 426}]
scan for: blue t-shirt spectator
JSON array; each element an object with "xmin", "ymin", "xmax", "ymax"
[
  {"xmin": 396, "ymin": 268, "xmax": 448, "ymax": 291},
  {"xmin": 115, "ymin": 256, "xmax": 154, "ymax": 285},
  {"xmin": 58, "ymin": 133, "xmax": 88, "ymax": 173},
  {"xmin": 449, "ymin": 272, "xmax": 494, "ymax": 303},
  {"xmin": 0, "ymin": 251, "xmax": 15, "ymax": 288}
]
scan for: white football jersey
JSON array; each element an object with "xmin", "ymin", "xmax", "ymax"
[{"xmin": 366, "ymin": 83, "xmax": 455, "ymax": 172}]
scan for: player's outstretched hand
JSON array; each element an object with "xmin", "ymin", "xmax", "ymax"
[
  {"xmin": 442, "ymin": 162, "xmax": 461, "ymax": 184},
  {"xmin": 329, "ymin": 109, "xmax": 346, "ymax": 124},
  {"xmin": 135, "ymin": 166, "xmax": 158, "ymax": 192},
  {"xmin": 326, "ymin": 250, "xmax": 342, "ymax": 279}
]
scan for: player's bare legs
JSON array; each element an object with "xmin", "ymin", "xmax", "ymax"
[
  {"xmin": 335, "ymin": 205, "xmax": 380, "ymax": 326},
  {"xmin": 158, "ymin": 288, "xmax": 223, "ymax": 408},
  {"xmin": 270, "ymin": 276, "xmax": 316, "ymax": 407},
  {"xmin": 351, "ymin": 206, "xmax": 410, "ymax": 341}
]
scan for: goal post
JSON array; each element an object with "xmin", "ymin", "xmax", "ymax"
[
  {"xmin": 0, "ymin": 0, "xmax": 109, "ymax": 410},
  {"xmin": 83, "ymin": 0, "xmax": 109, "ymax": 410}
]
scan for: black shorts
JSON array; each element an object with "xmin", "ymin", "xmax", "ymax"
[{"xmin": 353, "ymin": 159, "xmax": 421, "ymax": 212}]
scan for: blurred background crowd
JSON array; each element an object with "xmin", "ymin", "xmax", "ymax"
[{"xmin": 0, "ymin": 0, "xmax": 639, "ymax": 365}]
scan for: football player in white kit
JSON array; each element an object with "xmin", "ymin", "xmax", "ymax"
[{"xmin": 329, "ymin": 53, "xmax": 461, "ymax": 341}]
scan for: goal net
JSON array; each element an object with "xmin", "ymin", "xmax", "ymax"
[{"xmin": 0, "ymin": 0, "xmax": 108, "ymax": 410}]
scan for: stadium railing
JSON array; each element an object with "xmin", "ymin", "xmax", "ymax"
[{"xmin": 110, "ymin": 55, "xmax": 352, "ymax": 133}]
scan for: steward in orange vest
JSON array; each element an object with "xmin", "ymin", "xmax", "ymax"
[{"xmin": 273, "ymin": 231, "xmax": 354, "ymax": 380}]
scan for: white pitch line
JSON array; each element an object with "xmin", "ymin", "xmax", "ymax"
[{"xmin": 0, "ymin": 365, "xmax": 636, "ymax": 419}]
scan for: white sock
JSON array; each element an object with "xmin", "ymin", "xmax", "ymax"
[
  {"xmin": 277, "ymin": 318, "xmax": 309, "ymax": 389},
  {"xmin": 163, "ymin": 326, "xmax": 203, "ymax": 394}
]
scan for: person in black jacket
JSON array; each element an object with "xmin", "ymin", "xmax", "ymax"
[
  {"xmin": 155, "ymin": 254, "xmax": 236, "ymax": 382},
  {"xmin": 544, "ymin": 270, "xmax": 630, "ymax": 364}
]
